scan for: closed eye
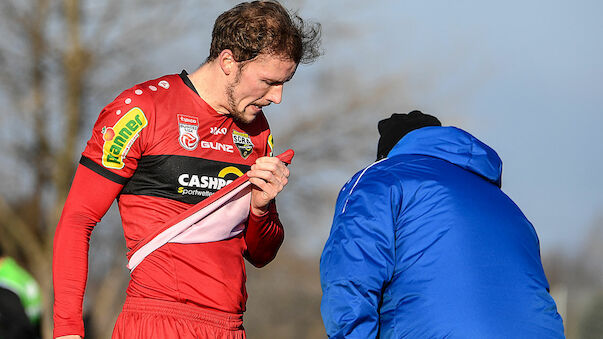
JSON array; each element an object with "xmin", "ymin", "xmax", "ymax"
[{"xmin": 264, "ymin": 80, "xmax": 284, "ymax": 86}]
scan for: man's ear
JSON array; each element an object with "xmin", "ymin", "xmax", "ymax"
[{"xmin": 218, "ymin": 49, "xmax": 236, "ymax": 76}]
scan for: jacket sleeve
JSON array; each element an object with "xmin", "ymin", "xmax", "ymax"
[
  {"xmin": 319, "ymin": 170, "xmax": 398, "ymax": 338},
  {"xmin": 52, "ymin": 164, "xmax": 123, "ymax": 338},
  {"xmin": 243, "ymin": 200, "xmax": 284, "ymax": 268}
]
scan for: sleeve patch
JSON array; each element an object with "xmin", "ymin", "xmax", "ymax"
[
  {"xmin": 268, "ymin": 134, "xmax": 274, "ymax": 157},
  {"xmin": 101, "ymin": 107, "xmax": 148, "ymax": 169}
]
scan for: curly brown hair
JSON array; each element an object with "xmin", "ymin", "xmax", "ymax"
[{"xmin": 207, "ymin": 0, "xmax": 321, "ymax": 64}]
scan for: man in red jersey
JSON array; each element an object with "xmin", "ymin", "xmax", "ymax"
[{"xmin": 52, "ymin": 1, "xmax": 321, "ymax": 338}]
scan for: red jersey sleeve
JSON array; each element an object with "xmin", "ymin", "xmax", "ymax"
[
  {"xmin": 52, "ymin": 165, "xmax": 123, "ymax": 337},
  {"xmin": 53, "ymin": 88, "xmax": 153, "ymax": 337},
  {"xmin": 244, "ymin": 201, "xmax": 285, "ymax": 267}
]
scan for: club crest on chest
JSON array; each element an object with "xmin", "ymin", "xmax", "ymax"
[
  {"xmin": 177, "ymin": 114, "xmax": 199, "ymax": 151},
  {"xmin": 232, "ymin": 130, "xmax": 254, "ymax": 159}
]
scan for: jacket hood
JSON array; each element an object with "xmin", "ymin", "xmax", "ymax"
[{"xmin": 388, "ymin": 126, "xmax": 502, "ymax": 187}]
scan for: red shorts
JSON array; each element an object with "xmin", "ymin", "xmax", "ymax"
[{"xmin": 112, "ymin": 297, "xmax": 245, "ymax": 339}]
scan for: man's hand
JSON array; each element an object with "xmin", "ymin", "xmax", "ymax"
[{"xmin": 247, "ymin": 156, "xmax": 290, "ymax": 215}]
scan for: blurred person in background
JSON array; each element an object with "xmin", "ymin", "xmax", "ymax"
[
  {"xmin": 0, "ymin": 246, "xmax": 41, "ymax": 338},
  {"xmin": 0, "ymin": 287, "xmax": 38, "ymax": 339},
  {"xmin": 320, "ymin": 111, "xmax": 565, "ymax": 338},
  {"xmin": 52, "ymin": 1, "xmax": 321, "ymax": 338}
]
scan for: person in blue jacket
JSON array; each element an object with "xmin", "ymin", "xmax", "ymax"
[{"xmin": 320, "ymin": 111, "xmax": 565, "ymax": 338}]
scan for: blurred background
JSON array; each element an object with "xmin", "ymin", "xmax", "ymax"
[{"xmin": 0, "ymin": 0, "xmax": 601, "ymax": 338}]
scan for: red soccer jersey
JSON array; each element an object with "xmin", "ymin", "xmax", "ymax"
[{"xmin": 53, "ymin": 71, "xmax": 284, "ymax": 337}]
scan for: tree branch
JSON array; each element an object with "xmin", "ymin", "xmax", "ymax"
[{"xmin": 0, "ymin": 196, "xmax": 45, "ymax": 266}]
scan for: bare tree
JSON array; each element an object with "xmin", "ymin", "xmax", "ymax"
[{"xmin": 0, "ymin": 1, "xmax": 205, "ymax": 337}]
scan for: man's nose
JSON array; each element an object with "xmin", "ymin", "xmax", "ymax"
[{"xmin": 266, "ymin": 85, "xmax": 283, "ymax": 104}]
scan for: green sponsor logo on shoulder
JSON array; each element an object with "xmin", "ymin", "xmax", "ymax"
[{"xmin": 102, "ymin": 107, "xmax": 148, "ymax": 169}]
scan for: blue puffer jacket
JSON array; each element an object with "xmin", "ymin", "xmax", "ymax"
[{"xmin": 320, "ymin": 126, "xmax": 564, "ymax": 338}]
